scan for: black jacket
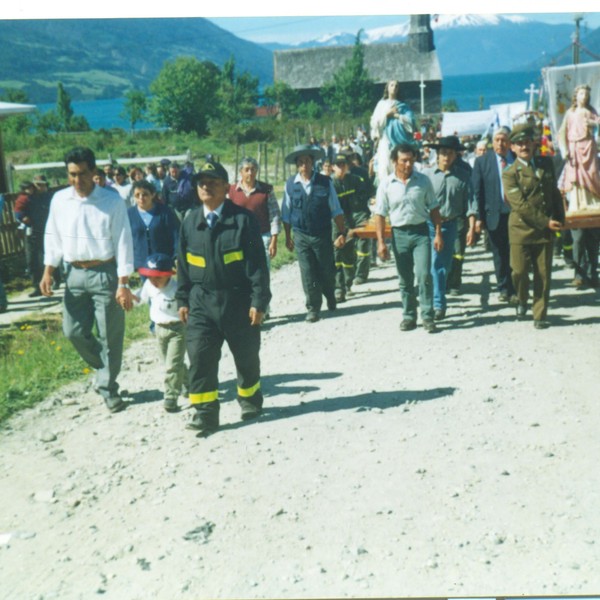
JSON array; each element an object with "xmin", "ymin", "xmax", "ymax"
[{"xmin": 176, "ymin": 200, "xmax": 271, "ymax": 313}]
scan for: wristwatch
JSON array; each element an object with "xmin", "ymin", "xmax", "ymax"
[{"xmin": 118, "ymin": 283, "xmax": 130, "ymax": 289}]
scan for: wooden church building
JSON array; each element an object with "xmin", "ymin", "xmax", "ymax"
[{"xmin": 273, "ymin": 15, "xmax": 442, "ymax": 114}]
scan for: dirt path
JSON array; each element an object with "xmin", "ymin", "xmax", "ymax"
[{"xmin": 1, "ymin": 245, "xmax": 599, "ymax": 599}]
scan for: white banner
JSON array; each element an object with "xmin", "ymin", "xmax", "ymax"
[
  {"xmin": 489, "ymin": 101, "xmax": 528, "ymax": 128},
  {"xmin": 441, "ymin": 109, "xmax": 497, "ymax": 137},
  {"xmin": 542, "ymin": 61, "xmax": 600, "ymax": 150}
]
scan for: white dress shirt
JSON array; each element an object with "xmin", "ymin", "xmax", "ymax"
[{"xmin": 44, "ymin": 184, "xmax": 134, "ymax": 277}]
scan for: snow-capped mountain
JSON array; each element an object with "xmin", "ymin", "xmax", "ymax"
[
  {"xmin": 263, "ymin": 14, "xmax": 580, "ymax": 76},
  {"xmin": 365, "ymin": 14, "xmax": 529, "ymax": 42}
]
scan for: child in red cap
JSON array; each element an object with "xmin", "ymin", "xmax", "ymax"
[{"xmin": 136, "ymin": 253, "xmax": 188, "ymax": 412}]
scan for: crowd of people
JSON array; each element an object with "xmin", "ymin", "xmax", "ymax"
[{"xmin": 1, "ymin": 79, "xmax": 598, "ymax": 434}]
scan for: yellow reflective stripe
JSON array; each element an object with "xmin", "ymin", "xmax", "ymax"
[
  {"xmin": 341, "ymin": 262, "xmax": 354, "ymax": 268},
  {"xmin": 224, "ymin": 250, "xmax": 244, "ymax": 264},
  {"xmin": 453, "ymin": 254, "xmax": 464, "ymax": 260},
  {"xmin": 189, "ymin": 390, "xmax": 218, "ymax": 404},
  {"xmin": 563, "ymin": 244, "xmax": 573, "ymax": 250},
  {"xmin": 187, "ymin": 253, "xmax": 206, "ymax": 268},
  {"xmin": 238, "ymin": 381, "xmax": 260, "ymax": 398},
  {"xmin": 356, "ymin": 250, "xmax": 370, "ymax": 257},
  {"xmin": 337, "ymin": 189, "xmax": 356, "ymax": 197},
  {"xmin": 335, "ymin": 261, "xmax": 343, "ymax": 267}
]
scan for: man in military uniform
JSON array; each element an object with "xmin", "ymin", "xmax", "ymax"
[
  {"xmin": 176, "ymin": 160, "xmax": 271, "ymax": 435},
  {"xmin": 502, "ymin": 124, "xmax": 564, "ymax": 329},
  {"xmin": 281, "ymin": 144, "xmax": 347, "ymax": 323}
]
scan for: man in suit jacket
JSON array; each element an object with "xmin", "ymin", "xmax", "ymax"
[
  {"xmin": 502, "ymin": 124, "xmax": 564, "ymax": 329},
  {"xmin": 472, "ymin": 126, "xmax": 517, "ymax": 303}
]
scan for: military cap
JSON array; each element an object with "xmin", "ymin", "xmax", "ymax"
[{"xmin": 509, "ymin": 124, "xmax": 535, "ymax": 143}]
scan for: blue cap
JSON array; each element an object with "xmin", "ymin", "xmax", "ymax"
[{"xmin": 138, "ymin": 253, "xmax": 174, "ymax": 277}]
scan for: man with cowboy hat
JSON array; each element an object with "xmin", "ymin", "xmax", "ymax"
[
  {"xmin": 423, "ymin": 135, "xmax": 478, "ymax": 320},
  {"xmin": 281, "ymin": 143, "xmax": 347, "ymax": 323},
  {"xmin": 176, "ymin": 158, "xmax": 271, "ymax": 435},
  {"xmin": 502, "ymin": 123, "xmax": 564, "ymax": 329}
]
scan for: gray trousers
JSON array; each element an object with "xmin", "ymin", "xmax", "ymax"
[
  {"xmin": 155, "ymin": 321, "xmax": 188, "ymax": 402},
  {"xmin": 62, "ymin": 262, "xmax": 124, "ymax": 398},
  {"xmin": 391, "ymin": 223, "xmax": 434, "ymax": 322}
]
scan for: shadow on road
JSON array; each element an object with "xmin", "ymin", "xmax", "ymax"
[{"xmin": 218, "ymin": 385, "xmax": 456, "ymax": 432}]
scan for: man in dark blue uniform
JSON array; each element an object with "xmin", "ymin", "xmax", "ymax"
[{"xmin": 176, "ymin": 160, "xmax": 271, "ymax": 435}]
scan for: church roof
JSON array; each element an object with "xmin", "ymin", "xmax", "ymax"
[{"xmin": 274, "ymin": 42, "xmax": 441, "ymax": 90}]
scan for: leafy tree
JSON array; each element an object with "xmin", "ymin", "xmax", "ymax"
[
  {"xmin": 149, "ymin": 56, "xmax": 220, "ymax": 135},
  {"xmin": 263, "ymin": 81, "xmax": 301, "ymax": 117},
  {"xmin": 295, "ymin": 101, "xmax": 322, "ymax": 120},
  {"xmin": 36, "ymin": 110, "xmax": 62, "ymax": 134},
  {"xmin": 120, "ymin": 89, "xmax": 148, "ymax": 132},
  {"xmin": 56, "ymin": 82, "xmax": 74, "ymax": 131},
  {"xmin": 69, "ymin": 115, "xmax": 91, "ymax": 132},
  {"xmin": 322, "ymin": 30, "xmax": 374, "ymax": 117},
  {"xmin": 214, "ymin": 56, "xmax": 259, "ymax": 125},
  {"xmin": 442, "ymin": 99, "xmax": 460, "ymax": 113},
  {"xmin": 0, "ymin": 89, "xmax": 32, "ymax": 135}
]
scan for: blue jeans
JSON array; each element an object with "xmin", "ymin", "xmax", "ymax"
[
  {"xmin": 391, "ymin": 223, "xmax": 433, "ymax": 322},
  {"xmin": 428, "ymin": 220, "xmax": 458, "ymax": 310}
]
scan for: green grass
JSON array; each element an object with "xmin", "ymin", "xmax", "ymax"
[
  {"xmin": 0, "ymin": 299, "xmax": 151, "ymax": 425},
  {"xmin": 0, "ymin": 254, "xmax": 296, "ymax": 425}
]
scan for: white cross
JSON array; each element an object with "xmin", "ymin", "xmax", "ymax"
[{"xmin": 524, "ymin": 83, "xmax": 540, "ymax": 111}]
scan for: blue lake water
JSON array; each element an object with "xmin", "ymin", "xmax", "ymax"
[{"xmin": 36, "ymin": 70, "xmax": 542, "ymax": 130}]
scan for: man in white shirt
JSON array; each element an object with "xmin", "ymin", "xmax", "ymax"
[{"xmin": 41, "ymin": 147, "xmax": 135, "ymax": 413}]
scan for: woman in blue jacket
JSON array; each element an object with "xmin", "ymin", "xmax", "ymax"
[{"xmin": 128, "ymin": 180, "xmax": 180, "ymax": 275}]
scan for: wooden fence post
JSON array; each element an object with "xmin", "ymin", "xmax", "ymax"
[{"xmin": 263, "ymin": 143, "xmax": 269, "ymax": 184}]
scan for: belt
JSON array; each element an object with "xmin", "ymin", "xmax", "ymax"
[
  {"xmin": 393, "ymin": 222, "xmax": 428, "ymax": 230},
  {"xmin": 70, "ymin": 257, "xmax": 115, "ymax": 269}
]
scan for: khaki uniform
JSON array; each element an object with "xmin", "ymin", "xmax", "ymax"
[{"xmin": 502, "ymin": 156, "xmax": 565, "ymax": 320}]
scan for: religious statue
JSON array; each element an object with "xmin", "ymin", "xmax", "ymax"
[
  {"xmin": 558, "ymin": 84, "xmax": 600, "ymax": 214},
  {"xmin": 370, "ymin": 80, "xmax": 417, "ymax": 185}
]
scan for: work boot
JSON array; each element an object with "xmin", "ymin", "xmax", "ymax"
[{"xmin": 186, "ymin": 410, "xmax": 218, "ymax": 435}]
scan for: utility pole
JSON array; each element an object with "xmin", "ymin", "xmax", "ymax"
[
  {"xmin": 419, "ymin": 74, "xmax": 426, "ymax": 115},
  {"xmin": 573, "ymin": 13, "xmax": 583, "ymax": 65}
]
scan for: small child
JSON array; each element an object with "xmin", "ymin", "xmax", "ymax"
[{"xmin": 136, "ymin": 253, "xmax": 188, "ymax": 412}]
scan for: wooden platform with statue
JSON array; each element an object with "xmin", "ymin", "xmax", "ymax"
[
  {"xmin": 563, "ymin": 210, "xmax": 600, "ymax": 230},
  {"xmin": 352, "ymin": 216, "xmax": 391, "ymax": 239},
  {"xmin": 561, "ymin": 187, "xmax": 600, "ymax": 229},
  {"xmin": 555, "ymin": 82, "xmax": 600, "ymax": 230}
]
